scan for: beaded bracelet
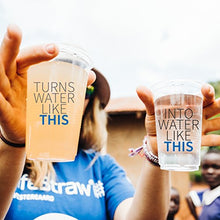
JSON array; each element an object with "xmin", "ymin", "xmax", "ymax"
[
  {"xmin": 0, "ymin": 129, "xmax": 25, "ymax": 148},
  {"xmin": 129, "ymin": 136, "xmax": 160, "ymax": 167}
]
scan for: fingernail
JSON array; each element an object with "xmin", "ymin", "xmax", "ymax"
[
  {"xmin": 6, "ymin": 24, "xmax": 22, "ymax": 40},
  {"xmin": 207, "ymin": 84, "xmax": 214, "ymax": 95},
  {"xmin": 45, "ymin": 44, "xmax": 56, "ymax": 54}
]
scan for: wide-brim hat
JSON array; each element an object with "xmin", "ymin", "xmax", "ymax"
[{"xmin": 92, "ymin": 68, "xmax": 111, "ymax": 109}]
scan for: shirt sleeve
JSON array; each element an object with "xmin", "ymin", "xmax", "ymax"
[{"xmin": 101, "ymin": 154, "xmax": 135, "ymax": 220}]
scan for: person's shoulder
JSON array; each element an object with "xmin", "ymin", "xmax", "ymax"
[
  {"xmin": 187, "ymin": 190, "xmax": 204, "ymax": 207},
  {"xmin": 99, "ymin": 153, "xmax": 115, "ymax": 161},
  {"xmin": 99, "ymin": 153, "xmax": 118, "ymax": 167},
  {"xmin": 79, "ymin": 149, "xmax": 116, "ymax": 168},
  {"xmin": 81, "ymin": 149, "xmax": 114, "ymax": 161},
  {"xmin": 84, "ymin": 150, "xmax": 121, "ymax": 172},
  {"xmin": 80, "ymin": 149, "xmax": 97, "ymax": 159}
]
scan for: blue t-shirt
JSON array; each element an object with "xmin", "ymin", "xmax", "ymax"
[{"xmin": 6, "ymin": 150, "xmax": 134, "ymax": 220}]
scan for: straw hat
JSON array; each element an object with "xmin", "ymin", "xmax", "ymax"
[{"xmin": 92, "ymin": 68, "xmax": 111, "ymax": 109}]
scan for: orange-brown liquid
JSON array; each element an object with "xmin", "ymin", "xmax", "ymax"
[{"xmin": 26, "ymin": 61, "xmax": 88, "ymax": 161}]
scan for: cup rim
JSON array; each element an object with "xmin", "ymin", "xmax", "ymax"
[
  {"xmin": 151, "ymin": 79, "xmax": 204, "ymax": 100},
  {"xmin": 52, "ymin": 43, "xmax": 93, "ymax": 70},
  {"xmin": 151, "ymin": 79, "xmax": 203, "ymax": 89}
]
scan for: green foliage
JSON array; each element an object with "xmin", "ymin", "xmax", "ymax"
[
  {"xmin": 209, "ymin": 80, "xmax": 220, "ymax": 98},
  {"xmin": 190, "ymin": 169, "xmax": 203, "ymax": 183}
]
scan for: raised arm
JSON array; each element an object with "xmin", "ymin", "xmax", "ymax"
[
  {"xmin": 114, "ymin": 86, "xmax": 170, "ymax": 220},
  {"xmin": 114, "ymin": 83, "xmax": 220, "ymax": 220},
  {"xmin": 0, "ymin": 25, "xmax": 60, "ymax": 219},
  {"xmin": 0, "ymin": 25, "xmax": 96, "ymax": 218}
]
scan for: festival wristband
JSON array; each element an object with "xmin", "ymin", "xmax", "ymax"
[
  {"xmin": 129, "ymin": 136, "xmax": 160, "ymax": 167},
  {"xmin": 0, "ymin": 130, "xmax": 25, "ymax": 148}
]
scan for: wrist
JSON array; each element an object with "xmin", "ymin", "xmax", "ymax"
[
  {"xmin": 142, "ymin": 136, "xmax": 159, "ymax": 167},
  {"xmin": 129, "ymin": 136, "xmax": 160, "ymax": 167},
  {"xmin": 0, "ymin": 129, "xmax": 25, "ymax": 148},
  {"xmin": 143, "ymin": 146, "xmax": 159, "ymax": 167}
]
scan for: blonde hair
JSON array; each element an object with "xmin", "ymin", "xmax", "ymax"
[{"xmin": 25, "ymin": 96, "xmax": 108, "ymax": 187}]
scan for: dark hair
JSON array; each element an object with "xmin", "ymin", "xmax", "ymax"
[
  {"xmin": 201, "ymin": 148, "xmax": 220, "ymax": 162},
  {"xmin": 206, "ymin": 147, "xmax": 220, "ymax": 155}
]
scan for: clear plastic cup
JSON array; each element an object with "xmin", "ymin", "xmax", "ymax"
[
  {"xmin": 26, "ymin": 44, "xmax": 92, "ymax": 161},
  {"xmin": 152, "ymin": 80, "xmax": 203, "ymax": 171}
]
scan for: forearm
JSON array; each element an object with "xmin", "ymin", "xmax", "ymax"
[
  {"xmin": 0, "ymin": 141, "xmax": 25, "ymax": 219},
  {"xmin": 126, "ymin": 160, "xmax": 170, "ymax": 220}
]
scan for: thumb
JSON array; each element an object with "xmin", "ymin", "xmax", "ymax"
[
  {"xmin": 201, "ymin": 83, "xmax": 215, "ymax": 107},
  {"xmin": 136, "ymin": 85, "xmax": 155, "ymax": 115}
]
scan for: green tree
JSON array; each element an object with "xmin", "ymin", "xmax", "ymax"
[{"xmin": 209, "ymin": 80, "xmax": 220, "ymax": 98}]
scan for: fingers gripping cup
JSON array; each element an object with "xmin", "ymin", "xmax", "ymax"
[
  {"xmin": 153, "ymin": 80, "xmax": 203, "ymax": 171},
  {"xmin": 26, "ymin": 44, "xmax": 92, "ymax": 161}
]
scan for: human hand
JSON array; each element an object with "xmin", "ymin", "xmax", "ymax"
[
  {"xmin": 0, "ymin": 25, "xmax": 95, "ymax": 144},
  {"xmin": 136, "ymin": 86, "xmax": 158, "ymax": 154},
  {"xmin": 201, "ymin": 83, "xmax": 220, "ymax": 146},
  {"xmin": 136, "ymin": 83, "xmax": 220, "ymax": 155}
]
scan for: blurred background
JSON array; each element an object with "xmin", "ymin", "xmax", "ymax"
[{"xmin": 1, "ymin": 0, "xmax": 220, "ymax": 98}]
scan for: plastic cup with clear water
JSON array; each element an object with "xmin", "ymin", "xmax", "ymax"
[{"xmin": 152, "ymin": 79, "xmax": 203, "ymax": 171}]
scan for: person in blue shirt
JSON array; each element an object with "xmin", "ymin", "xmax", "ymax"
[
  {"xmin": 0, "ymin": 24, "xmax": 220, "ymax": 220},
  {"xmin": 186, "ymin": 149, "xmax": 220, "ymax": 220}
]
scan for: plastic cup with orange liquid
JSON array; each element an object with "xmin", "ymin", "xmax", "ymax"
[{"xmin": 26, "ymin": 44, "xmax": 92, "ymax": 161}]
